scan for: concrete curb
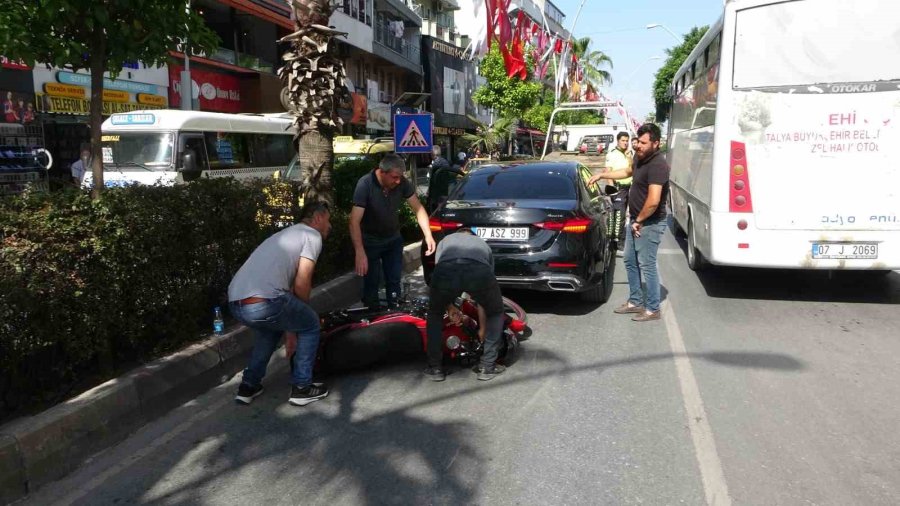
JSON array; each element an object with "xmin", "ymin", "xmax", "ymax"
[{"xmin": 0, "ymin": 242, "xmax": 422, "ymax": 504}]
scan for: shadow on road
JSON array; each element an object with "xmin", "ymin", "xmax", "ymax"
[
  {"xmin": 53, "ymin": 337, "xmax": 803, "ymax": 504},
  {"xmin": 670, "ymin": 235, "xmax": 900, "ymax": 305}
]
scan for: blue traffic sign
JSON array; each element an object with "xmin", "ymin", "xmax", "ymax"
[{"xmin": 394, "ymin": 113, "xmax": 433, "ymax": 153}]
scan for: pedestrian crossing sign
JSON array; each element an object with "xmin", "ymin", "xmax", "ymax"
[{"xmin": 394, "ymin": 113, "xmax": 433, "ymax": 153}]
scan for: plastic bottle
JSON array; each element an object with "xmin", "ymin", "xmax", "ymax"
[{"xmin": 213, "ymin": 306, "xmax": 225, "ymax": 335}]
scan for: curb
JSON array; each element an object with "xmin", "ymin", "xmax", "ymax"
[{"xmin": 0, "ymin": 242, "xmax": 422, "ymax": 504}]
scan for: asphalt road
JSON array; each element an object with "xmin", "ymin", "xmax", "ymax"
[{"xmin": 20, "ymin": 229, "xmax": 900, "ymax": 505}]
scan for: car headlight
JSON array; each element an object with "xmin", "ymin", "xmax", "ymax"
[{"xmin": 445, "ymin": 335, "xmax": 461, "ymax": 350}]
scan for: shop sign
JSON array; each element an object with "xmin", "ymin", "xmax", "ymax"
[
  {"xmin": 1, "ymin": 56, "xmax": 30, "ymax": 71},
  {"xmin": 44, "ymin": 83, "xmax": 85, "ymax": 99},
  {"xmin": 168, "ymin": 64, "xmax": 241, "ymax": 113},
  {"xmin": 433, "ymin": 126, "xmax": 465, "ymax": 136},
  {"xmin": 137, "ymin": 93, "xmax": 166, "ymax": 106},
  {"xmin": 36, "ymin": 94, "xmax": 164, "ymax": 115},
  {"xmin": 56, "ymin": 70, "xmax": 159, "ymax": 95}
]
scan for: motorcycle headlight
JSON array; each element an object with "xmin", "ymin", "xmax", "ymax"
[{"xmin": 445, "ymin": 335, "xmax": 461, "ymax": 350}]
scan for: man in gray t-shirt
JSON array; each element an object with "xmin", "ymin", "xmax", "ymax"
[
  {"xmin": 229, "ymin": 202, "xmax": 332, "ymax": 407},
  {"xmin": 424, "ymin": 230, "xmax": 506, "ymax": 382},
  {"xmin": 350, "ymin": 153, "xmax": 436, "ymax": 308}
]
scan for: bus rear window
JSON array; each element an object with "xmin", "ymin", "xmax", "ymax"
[{"xmin": 733, "ymin": 0, "xmax": 900, "ymax": 88}]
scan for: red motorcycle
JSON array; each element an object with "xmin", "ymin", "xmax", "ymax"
[{"xmin": 306, "ymin": 294, "xmax": 528, "ymax": 372}]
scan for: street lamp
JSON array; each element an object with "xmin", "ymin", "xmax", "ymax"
[
  {"xmin": 646, "ymin": 23, "xmax": 682, "ymax": 44},
  {"xmin": 617, "ymin": 56, "xmax": 663, "ymax": 99},
  {"xmin": 181, "ymin": 0, "xmax": 193, "ymax": 110}
]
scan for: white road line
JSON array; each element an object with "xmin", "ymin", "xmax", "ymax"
[
  {"xmin": 661, "ymin": 297, "xmax": 733, "ymax": 506},
  {"xmin": 658, "ymin": 249, "xmax": 684, "ymax": 255}
]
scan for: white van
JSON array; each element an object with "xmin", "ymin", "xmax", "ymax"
[{"xmin": 88, "ymin": 110, "xmax": 295, "ymax": 188}]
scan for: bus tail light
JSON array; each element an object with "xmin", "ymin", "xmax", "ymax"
[{"xmin": 729, "ymin": 141, "xmax": 753, "ymax": 213}]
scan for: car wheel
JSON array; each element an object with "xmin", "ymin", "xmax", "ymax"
[
  {"xmin": 686, "ymin": 215, "xmax": 705, "ymax": 271},
  {"xmin": 581, "ymin": 245, "xmax": 616, "ymax": 303}
]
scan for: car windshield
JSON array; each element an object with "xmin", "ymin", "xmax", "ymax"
[
  {"xmin": 453, "ymin": 168, "xmax": 576, "ymax": 200},
  {"xmin": 101, "ymin": 132, "xmax": 174, "ymax": 171}
]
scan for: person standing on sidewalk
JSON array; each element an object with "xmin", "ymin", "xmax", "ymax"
[
  {"xmin": 423, "ymin": 229, "xmax": 507, "ymax": 382},
  {"xmin": 229, "ymin": 202, "xmax": 332, "ymax": 406},
  {"xmin": 350, "ymin": 153, "xmax": 436, "ymax": 308},
  {"xmin": 589, "ymin": 123, "xmax": 670, "ymax": 321}
]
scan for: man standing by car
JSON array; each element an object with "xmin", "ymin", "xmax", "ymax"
[
  {"xmin": 602, "ymin": 132, "xmax": 634, "ymax": 248},
  {"xmin": 351, "ymin": 153, "xmax": 436, "ymax": 308},
  {"xmin": 230, "ymin": 202, "xmax": 332, "ymax": 406},
  {"xmin": 423, "ymin": 229, "xmax": 507, "ymax": 382},
  {"xmin": 589, "ymin": 123, "xmax": 670, "ymax": 322}
]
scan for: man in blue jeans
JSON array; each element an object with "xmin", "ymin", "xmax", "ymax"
[
  {"xmin": 589, "ymin": 123, "xmax": 670, "ymax": 321},
  {"xmin": 229, "ymin": 202, "xmax": 331, "ymax": 406},
  {"xmin": 350, "ymin": 153, "xmax": 436, "ymax": 307}
]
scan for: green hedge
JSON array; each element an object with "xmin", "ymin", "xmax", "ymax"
[{"xmin": 0, "ymin": 167, "xmax": 420, "ymax": 420}]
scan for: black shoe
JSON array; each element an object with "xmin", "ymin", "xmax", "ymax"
[
  {"xmin": 423, "ymin": 367, "xmax": 446, "ymax": 382},
  {"xmin": 289, "ymin": 384, "xmax": 329, "ymax": 406},
  {"xmin": 235, "ymin": 383, "xmax": 264, "ymax": 405},
  {"xmin": 474, "ymin": 364, "xmax": 507, "ymax": 381}
]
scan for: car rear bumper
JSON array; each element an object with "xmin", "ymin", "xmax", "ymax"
[{"xmin": 496, "ymin": 273, "xmax": 588, "ymax": 292}]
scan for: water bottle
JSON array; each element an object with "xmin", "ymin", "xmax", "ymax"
[{"xmin": 213, "ymin": 306, "xmax": 225, "ymax": 335}]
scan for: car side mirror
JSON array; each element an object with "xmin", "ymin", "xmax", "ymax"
[{"xmin": 181, "ymin": 149, "xmax": 198, "ymax": 173}]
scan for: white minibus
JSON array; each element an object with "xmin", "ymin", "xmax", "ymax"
[{"xmin": 667, "ymin": 0, "xmax": 900, "ymax": 271}]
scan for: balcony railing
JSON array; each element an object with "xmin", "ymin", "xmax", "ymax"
[{"xmin": 374, "ymin": 21, "xmax": 421, "ymax": 65}]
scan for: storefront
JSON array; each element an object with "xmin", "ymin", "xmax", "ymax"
[
  {"xmin": 420, "ymin": 36, "xmax": 478, "ymax": 157},
  {"xmin": 32, "ymin": 65, "xmax": 168, "ymax": 180},
  {"xmin": 1, "ymin": 57, "xmax": 46, "ymax": 193}
]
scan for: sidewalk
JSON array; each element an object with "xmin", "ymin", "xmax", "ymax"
[{"xmin": 0, "ymin": 242, "xmax": 422, "ymax": 505}]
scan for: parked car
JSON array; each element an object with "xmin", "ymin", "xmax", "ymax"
[
  {"xmin": 423, "ymin": 161, "xmax": 618, "ymax": 303},
  {"xmin": 578, "ymin": 134, "xmax": 614, "ymax": 155}
]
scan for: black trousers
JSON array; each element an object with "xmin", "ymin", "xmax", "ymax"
[{"xmin": 426, "ymin": 260, "xmax": 504, "ymax": 368}]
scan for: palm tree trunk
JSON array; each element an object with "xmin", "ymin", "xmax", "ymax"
[{"xmin": 280, "ymin": 0, "xmax": 350, "ymax": 206}]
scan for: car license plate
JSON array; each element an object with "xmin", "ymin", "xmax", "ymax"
[
  {"xmin": 812, "ymin": 242, "xmax": 878, "ymax": 259},
  {"xmin": 474, "ymin": 227, "xmax": 529, "ymax": 241}
]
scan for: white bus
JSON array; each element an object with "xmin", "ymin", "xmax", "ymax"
[
  {"xmin": 666, "ymin": 0, "xmax": 900, "ymax": 271},
  {"xmin": 89, "ymin": 110, "xmax": 295, "ymax": 188}
]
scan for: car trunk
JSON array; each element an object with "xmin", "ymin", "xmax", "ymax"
[{"xmin": 440, "ymin": 199, "xmax": 580, "ymax": 254}]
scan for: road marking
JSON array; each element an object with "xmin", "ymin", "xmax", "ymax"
[
  {"xmin": 661, "ymin": 297, "xmax": 733, "ymax": 506},
  {"xmin": 658, "ymin": 248, "xmax": 684, "ymax": 255}
]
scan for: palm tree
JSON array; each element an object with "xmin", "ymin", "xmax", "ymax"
[
  {"xmin": 571, "ymin": 36, "xmax": 614, "ymax": 90},
  {"xmin": 462, "ymin": 116, "xmax": 515, "ymax": 157},
  {"xmin": 279, "ymin": 0, "xmax": 350, "ymax": 206}
]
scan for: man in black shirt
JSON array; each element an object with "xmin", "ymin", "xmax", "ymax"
[
  {"xmin": 589, "ymin": 123, "xmax": 669, "ymax": 321},
  {"xmin": 350, "ymin": 153, "xmax": 436, "ymax": 307}
]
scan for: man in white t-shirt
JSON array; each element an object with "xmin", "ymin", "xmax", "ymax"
[
  {"xmin": 70, "ymin": 148, "xmax": 91, "ymax": 186},
  {"xmin": 229, "ymin": 201, "xmax": 332, "ymax": 407}
]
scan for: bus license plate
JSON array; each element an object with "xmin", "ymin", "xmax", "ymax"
[
  {"xmin": 812, "ymin": 243, "xmax": 878, "ymax": 259},
  {"xmin": 474, "ymin": 227, "xmax": 529, "ymax": 241}
]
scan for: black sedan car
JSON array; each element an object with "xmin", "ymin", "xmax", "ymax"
[{"xmin": 423, "ymin": 161, "xmax": 618, "ymax": 303}]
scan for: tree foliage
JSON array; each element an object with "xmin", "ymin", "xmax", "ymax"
[
  {"xmin": 571, "ymin": 37, "xmax": 613, "ymax": 88},
  {"xmin": 0, "ymin": 0, "xmax": 219, "ymax": 194},
  {"xmin": 652, "ymin": 25, "xmax": 708, "ymax": 122},
  {"xmin": 472, "ymin": 46, "xmax": 543, "ymax": 120}
]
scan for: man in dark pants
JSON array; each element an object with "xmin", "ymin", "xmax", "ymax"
[
  {"xmin": 350, "ymin": 153, "xmax": 436, "ymax": 308},
  {"xmin": 424, "ymin": 229, "xmax": 506, "ymax": 381}
]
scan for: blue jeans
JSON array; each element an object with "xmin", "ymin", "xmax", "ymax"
[
  {"xmin": 362, "ymin": 233, "xmax": 404, "ymax": 307},
  {"xmin": 230, "ymin": 293, "xmax": 320, "ymax": 387},
  {"xmin": 623, "ymin": 218, "xmax": 667, "ymax": 312}
]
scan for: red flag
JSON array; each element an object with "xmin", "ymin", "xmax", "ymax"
[
  {"xmin": 496, "ymin": 0, "xmax": 512, "ymax": 48},
  {"xmin": 554, "ymin": 37, "xmax": 563, "ymax": 54}
]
